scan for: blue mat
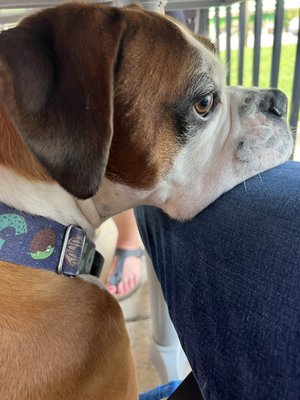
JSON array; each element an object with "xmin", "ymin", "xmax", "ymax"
[{"xmin": 139, "ymin": 381, "xmax": 182, "ymax": 400}]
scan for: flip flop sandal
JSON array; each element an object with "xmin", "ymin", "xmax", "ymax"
[{"xmin": 108, "ymin": 248, "xmax": 143, "ymax": 301}]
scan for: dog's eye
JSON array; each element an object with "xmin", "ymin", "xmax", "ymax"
[{"xmin": 194, "ymin": 93, "xmax": 214, "ymax": 116}]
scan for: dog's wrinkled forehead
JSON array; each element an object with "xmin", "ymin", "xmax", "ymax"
[
  {"xmin": 121, "ymin": 8, "xmax": 223, "ymax": 97},
  {"xmin": 172, "ymin": 19, "xmax": 225, "ymax": 89}
]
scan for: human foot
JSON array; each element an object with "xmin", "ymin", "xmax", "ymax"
[{"xmin": 106, "ymin": 247, "xmax": 143, "ymax": 301}]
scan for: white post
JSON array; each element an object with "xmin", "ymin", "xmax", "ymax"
[
  {"xmin": 113, "ymin": 0, "xmax": 167, "ymax": 14},
  {"xmin": 138, "ymin": 0, "xmax": 167, "ymax": 13},
  {"xmin": 146, "ymin": 254, "xmax": 190, "ymax": 383}
]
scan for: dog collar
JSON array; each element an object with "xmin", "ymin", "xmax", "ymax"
[{"xmin": 0, "ymin": 203, "xmax": 104, "ymax": 277}]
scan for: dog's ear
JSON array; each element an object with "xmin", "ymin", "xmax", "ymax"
[{"xmin": 0, "ymin": 4, "xmax": 125, "ymax": 199}]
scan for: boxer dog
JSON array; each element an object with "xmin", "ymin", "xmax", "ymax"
[{"xmin": 0, "ymin": 3, "xmax": 292, "ymax": 399}]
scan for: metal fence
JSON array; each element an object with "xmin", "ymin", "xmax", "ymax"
[{"xmin": 218, "ymin": 1, "xmax": 299, "ymax": 136}]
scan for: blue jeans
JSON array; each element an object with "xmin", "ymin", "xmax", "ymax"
[{"xmin": 135, "ymin": 161, "xmax": 300, "ymax": 400}]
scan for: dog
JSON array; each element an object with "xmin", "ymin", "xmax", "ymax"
[{"xmin": 0, "ymin": 3, "xmax": 292, "ymax": 399}]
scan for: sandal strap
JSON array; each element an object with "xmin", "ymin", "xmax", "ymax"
[{"xmin": 108, "ymin": 248, "xmax": 143, "ymax": 286}]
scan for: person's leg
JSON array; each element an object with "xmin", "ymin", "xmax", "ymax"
[
  {"xmin": 135, "ymin": 161, "xmax": 300, "ymax": 400},
  {"xmin": 106, "ymin": 209, "xmax": 143, "ymax": 300}
]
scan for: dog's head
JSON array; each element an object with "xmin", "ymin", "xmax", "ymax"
[{"xmin": 0, "ymin": 3, "xmax": 292, "ymax": 220}]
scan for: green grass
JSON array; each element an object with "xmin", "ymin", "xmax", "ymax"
[{"xmin": 220, "ymin": 44, "xmax": 299, "ymax": 121}]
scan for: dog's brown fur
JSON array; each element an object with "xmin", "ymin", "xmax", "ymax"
[
  {"xmin": 0, "ymin": 263, "xmax": 136, "ymax": 400},
  {"xmin": 0, "ymin": 108, "xmax": 51, "ymax": 181}
]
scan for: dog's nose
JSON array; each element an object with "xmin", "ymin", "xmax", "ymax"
[{"xmin": 260, "ymin": 89, "xmax": 288, "ymax": 118}]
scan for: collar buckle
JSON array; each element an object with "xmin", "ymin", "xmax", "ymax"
[{"xmin": 57, "ymin": 225, "xmax": 96, "ymax": 277}]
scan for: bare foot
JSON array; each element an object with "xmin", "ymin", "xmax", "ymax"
[{"xmin": 106, "ymin": 247, "xmax": 143, "ymax": 300}]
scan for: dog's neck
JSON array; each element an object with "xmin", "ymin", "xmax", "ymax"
[
  {"xmin": 0, "ymin": 110, "xmax": 149, "ymax": 233},
  {"xmin": 0, "ymin": 109, "xmax": 103, "ymax": 238},
  {"xmin": 0, "ymin": 166, "xmax": 102, "ymax": 238}
]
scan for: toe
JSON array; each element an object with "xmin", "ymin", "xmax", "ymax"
[{"xmin": 106, "ymin": 283, "xmax": 117, "ymax": 295}]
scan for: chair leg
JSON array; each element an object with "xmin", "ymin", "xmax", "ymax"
[{"xmin": 145, "ymin": 253, "xmax": 190, "ymax": 383}]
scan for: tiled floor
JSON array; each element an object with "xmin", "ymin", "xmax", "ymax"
[{"xmin": 95, "ymin": 219, "xmax": 161, "ymax": 394}]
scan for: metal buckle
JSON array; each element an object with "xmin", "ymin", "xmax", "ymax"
[{"xmin": 57, "ymin": 225, "xmax": 92, "ymax": 277}]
